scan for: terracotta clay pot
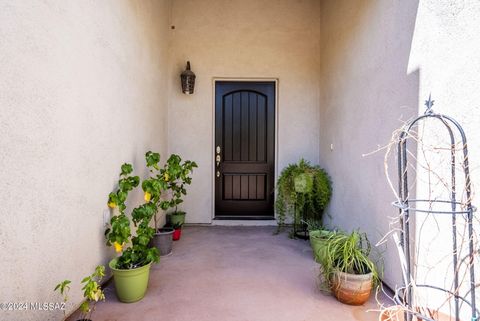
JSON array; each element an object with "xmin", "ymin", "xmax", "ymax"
[
  {"xmin": 330, "ymin": 270, "xmax": 373, "ymax": 305},
  {"xmin": 379, "ymin": 305, "xmax": 463, "ymax": 321}
]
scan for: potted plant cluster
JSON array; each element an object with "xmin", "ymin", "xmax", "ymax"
[
  {"xmin": 320, "ymin": 230, "xmax": 380, "ymax": 305},
  {"xmin": 104, "ymin": 152, "xmax": 197, "ymax": 302},
  {"xmin": 143, "ymin": 152, "xmax": 197, "ymax": 245},
  {"xmin": 275, "ymin": 159, "xmax": 332, "ymax": 237},
  {"xmin": 105, "ymin": 163, "xmax": 160, "ymax": 303},
  {"xmin": 54, "ymin": 265, "xmax": 106, "ymax": 321}
]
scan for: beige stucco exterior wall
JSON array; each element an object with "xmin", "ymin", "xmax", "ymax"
[
  {"xmin": 319, "ymin": 0, "xmax": 420, "ymax": 288},
  {"xmin": 408, "ymin": 0, "xmax": 480, "ymax": 312},
  {"xmin": 168, "ymin": 0, "xmax": 321, "ymax": 223},
  {"xmin": 320, "ymin": 0, "xmax": 480, "ymax": 300},
  {"xmin": 0, "ymin": 1, "xmax": 172, "ymax": 320},
  {"xmin": 2, "ymin": 1, "xmax": 479, "ymax": 319}
]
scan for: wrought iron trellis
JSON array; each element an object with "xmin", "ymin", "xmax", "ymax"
[{"xmin": 392, "ymin": 96, "xmax": 478, "ymax": 321}]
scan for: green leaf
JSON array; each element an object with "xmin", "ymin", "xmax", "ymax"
[
  {"xmin": 80, "ymin": 301, "xmax": 90, "ymax": 313},
  {"xmin": 54, "ymin": 280, "xmax": 71, "ymax": 294},
  {"xmin": 146, "ymin": 151, "xmax": 161, "ymax": 168},
  {"xmin": 120, "ymin": 163, "xmax": 133, "ymax": 176},
  {"xmin": 131, "ymin": 176, "xmax": 140, "ymax": 187},
  {"xmin": 95, "ymin": 265, "xmax": 105, "ymax": 277}
]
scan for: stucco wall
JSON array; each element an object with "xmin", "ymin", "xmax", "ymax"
[
  {"xmin": 319, "ymin": 0, "xmax": 420, "ymax": 288},
  {"xmin": 0, "ymin": 1, "xmax": 171, "ymax": 320},
  {"xmin": 320, "ymin": 0, "xmax": 480, "ymax": 301},
  {"xmin": 2, "ymin": 0, "xmax": 479, "ymax": 318},
  {"xmin": 408, "ymin": 0, "xmax": 480, "ymax": 312},
  {"xmin": 168, "ymin": 0, "xmax": 321, "ymax": 223}
]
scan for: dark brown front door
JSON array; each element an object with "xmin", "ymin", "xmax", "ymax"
[{"xmin": 215, "ymin": 81, "xmax": 275, "ymax": 219}]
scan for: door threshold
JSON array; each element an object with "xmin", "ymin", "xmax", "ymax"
[
  {"xmin": 214, "ymin": 215, "xmax": 275, "ymax": 220},
  {"xmin": 212, "ymin": 219, "xmax": 277, "ymax": 226}
]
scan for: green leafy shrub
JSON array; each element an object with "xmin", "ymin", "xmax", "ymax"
[
  {"xmin": 105, "ymin": 158, "xmax": 160, "ymax": 270},
  {"xmin": 160, "ymin": 154, "xmax": 198, "ymax": 214},
  {"xmin": 142, "ymin": 152, "xmax": 197, "ymax": 227},
  {"xmin": 142, "ymin": 151, "xmax": 169, "ymax": 229},
  {"xmin": 275, "ymin": 159, "xmax": 332, "ymax": 231},
  {"xmin": 54, "ymin": 265, "xmax": 105, "ymax": 320}
]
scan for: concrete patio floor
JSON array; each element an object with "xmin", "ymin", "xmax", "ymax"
[{"xmin": 70, "ymin": 226, "xmax": 387, "ymax": 321}]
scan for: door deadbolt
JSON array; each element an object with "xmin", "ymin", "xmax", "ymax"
[{"xmin": 216, "ymin": 146, "xmax": 221, "ymax": 154}]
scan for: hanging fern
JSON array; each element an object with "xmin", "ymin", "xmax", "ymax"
[{"xmin": 275, "ymin": 159, "xmax": 332, "ymax": 232}]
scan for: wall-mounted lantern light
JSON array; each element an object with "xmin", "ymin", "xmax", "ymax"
[{"xmin": 180, "ymin": 61, "xmax": 196, "ymax": 95}]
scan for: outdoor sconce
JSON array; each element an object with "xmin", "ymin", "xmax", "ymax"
[{"xmin": 180, "ymin": 61, "xmax": 196, "ymax": 94}]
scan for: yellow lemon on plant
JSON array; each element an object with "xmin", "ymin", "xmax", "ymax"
[
  {"xmin": 144, "ymin": 192, "xmax": 152, "ymax": 202},
  {"xmin": 113, "ymin": 241, "xmax": 123, "ymax": 253},
  {"xmin": 108, "ymin": 202, "xmax": 116, "ymax": 209},
  {"xmin": 164, "ymin": 173, "xmax": 170, "ymax": 181}
]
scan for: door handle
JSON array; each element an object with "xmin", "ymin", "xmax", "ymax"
[{"xmin": 215, "ymin": 146, "xmax": 221, "ymax": 178}]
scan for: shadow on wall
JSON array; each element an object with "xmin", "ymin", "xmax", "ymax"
[{"xmin": 319, "ymin": 0, "xmax": 420, "ymax": 288}]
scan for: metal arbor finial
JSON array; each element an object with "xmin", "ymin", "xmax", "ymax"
[{"xmin": 424, "ymin": 94, "xmax": 435, "ymax": 114}]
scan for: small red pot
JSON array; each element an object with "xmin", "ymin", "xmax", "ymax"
[{"xmin": 172, "ymin": 228, "xmax": 182, "ymax": 241}]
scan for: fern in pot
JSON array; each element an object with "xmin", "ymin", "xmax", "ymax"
[
  {"xmin": 321, "ymin": 230, "xmax": 380, "ymax": 305},
  {"xmin": 275, "ymin": 159, "xmax": 332, "ymax": 237}
]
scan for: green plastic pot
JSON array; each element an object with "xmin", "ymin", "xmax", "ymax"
[
  {"xmin": 309, "ymin": 229, "xmax": 333, "ymax": 265},
  {"xmin": 109, "ymin": 258, "xmax": 152, "ymax": 303},
  {"xmin": 169, "ymin": 211, "xmax": 186, "ymax": 226},
  {"xmin": 294, "ymin": 173, "xmax": 313, "ymax": 193}
]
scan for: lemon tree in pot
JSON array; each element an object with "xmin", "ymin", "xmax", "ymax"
[
  {"xmin": 321, "ymin": 230, "xmax": 380, "ymax": 305},
  {"xmin": 142, "ymin": 151, "xmax": 174, "ymax": 256},
  {"xmin": 161, "ymin": 154, "xmax": 197, "ymax": 226},
  {"xmin": 105, "ymin": 163, "xmax": 159, "ymax": 303}
]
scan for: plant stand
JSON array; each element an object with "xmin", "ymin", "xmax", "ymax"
[
  {"xmin": 391, "ymin": 97, "xmax": 478, "ymax": 321},
  {"xmin": 293, "ymin": 202, "xmax": 309, "ymax": 239}
]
